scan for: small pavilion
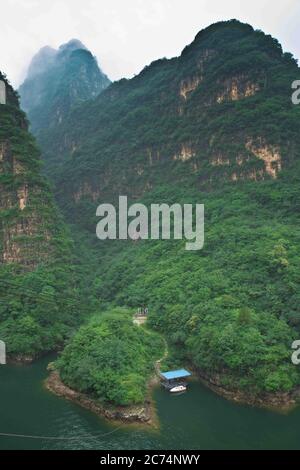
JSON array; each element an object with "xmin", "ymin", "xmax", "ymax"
[{"xmin": 160, "ymin": 369, "xmax": 191, "ymax": 390}]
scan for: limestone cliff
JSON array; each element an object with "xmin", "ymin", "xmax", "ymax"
[
  {"xmin": 0, "ymin": 72, "xmax": 83, "ymax": 360},
  {"xmin": 18, "ymin": 21, "xmax": 300, "ymax": 230},
  {"xmin": 0, "ymin": 73, "xmax": 61, "ymax": 268}
]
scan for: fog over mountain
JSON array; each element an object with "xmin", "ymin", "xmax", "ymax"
[{"xmin": 19, "ymin": 39, "xmax": 110, "ymax": 133}]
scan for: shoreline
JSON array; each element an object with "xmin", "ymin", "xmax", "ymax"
[
  {"xmin": 45, "ymin": 369, "xmax": 159, "ymax": 428},
  {"xmin": 194, "ymin": 368, "xmax": 300, "ymax": 413},
  {"xmin": 7, "ymin": 349, "xmax": 60, "ymax": 365},
  {"xmin": 7, "ymin": 355, "xmax": 36, "ymax": 365},
  {"xmin": 8, "ymin": 353, "xmax": 300, "ymax": 415}
]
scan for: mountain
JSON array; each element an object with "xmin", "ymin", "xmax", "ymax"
[
  {"xmin": 40, "ymin": 20, "xmax": 299, "ymax": 215},
  {"xmin": 0, "ymin": 72, "xmax": 58, "ymax": 267},
  {"xmin": 15, "ymin": 20, "xmax": 300, "ymax": 402},
  {"xmin": 0, "ymin": 72, "xmax": 84, "ymax": 360},
  {"xmin": 19, "ymin": 39, "xmax": 110, "ymax": 136},
  {"xmin": 25, "ymin": 46, "xmax": 57, "ymax": 81}
]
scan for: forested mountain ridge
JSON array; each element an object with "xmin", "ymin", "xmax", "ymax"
[
  {"xmin": 0, "ymin": 72, "xmax": 58, "ymax": 267},
  {"xmin": 30, "ymin": 20, "xmax": 300, "ymax": 224},
  {"xmin": 19, "ymin": 39, "xmax": 110, "ymax": 136},
  {"xmin": 0, "ymin": 72, "xmax": 85, "ymax": 359}
]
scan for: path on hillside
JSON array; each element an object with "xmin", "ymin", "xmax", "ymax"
[
  {"xmin": 154, "ymin": 337, "xmax": 168, "ymax": 375},
  {"xmin": 133, "ymin": 312, "xmax": 168, "ymax": 376}
]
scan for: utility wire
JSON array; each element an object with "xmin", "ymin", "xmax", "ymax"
[
  {"xmin": 0, "ymin": 278, "xmax": 80, "ymax": 306},
  {"xmin": 0, "ymin": 425, "xmax": 123, "ymax": 441}
]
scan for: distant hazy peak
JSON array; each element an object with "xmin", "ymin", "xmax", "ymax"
[
  {"xmin": 19, "ymin": 38, "xmax": 110, "ymax": 129},
  {"xmin": 26, "ymin": 40, "xmax": 89, "ymax": 80},
  {"xmin": 26, "ymin": 45, "xmax": 57, "ymax": 79},
  {"xmin": 58, "ymin": 39, "xmax": 87, "ymax": 54}
]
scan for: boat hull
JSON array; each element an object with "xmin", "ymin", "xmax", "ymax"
[{"xmin": 170, "ymin": 385, "xmax": 187, "ymax": 393}]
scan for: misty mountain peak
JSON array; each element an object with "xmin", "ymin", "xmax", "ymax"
[
  {"xmin": 26, "ymin": 40, "xmax": 88, "ymax": 80},
  {"xmin": 58, "ymin": 39, "xmax": 87, "ymax": 54},
  {"xmin": 19, "ymin": 39, "xmax": 111, "ymax": 130},
  {"xmin": 26, "ymin": 45, "xmax": 57, "ymax": 79}
]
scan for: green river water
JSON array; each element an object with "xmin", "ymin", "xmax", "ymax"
[{"xmin": 0, "ymin": 356, "xmax": 300, "ymax": 450}]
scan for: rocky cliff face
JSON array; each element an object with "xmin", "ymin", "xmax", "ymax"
[
  {"xmin": 0, "ymin": 72, "xmax": 84, "ymax": 360},
  {"xmin": 0, "ymin": 73, "xmax": 61, "ymax": 268}
]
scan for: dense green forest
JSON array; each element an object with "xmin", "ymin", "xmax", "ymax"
[
  {"xmin": 86, "ymin": 170, "xmax": 300, "ymax": 395},
  {"xmin": 57, "ymin": 308, "xmax": 164, "ymax": 405}
]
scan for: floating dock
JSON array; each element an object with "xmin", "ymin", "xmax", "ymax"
[{"xmin": 160, "ymin": 369, "xmax": 191, "ymax": 391}]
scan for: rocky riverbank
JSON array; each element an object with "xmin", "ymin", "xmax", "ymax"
[
  {"xmin": 8, "ymin": 355, "xmax": 35, "ymax": 365},
  {"xmin": 11, "ymin": 353, "xmax": 300, "ymax": 414},
  {"xmin": 195, "ymin": 368, "xmax": 300, "ymax": 412},
  {"xmin": 45, "ymin": 369, "xmax": 158, "ymax": 427}
]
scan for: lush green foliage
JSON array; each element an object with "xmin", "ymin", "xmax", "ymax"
[
  {"xmin": 83, "ymin": 168, "xmax": 300, "ymax": 394},
  {"xmin": 57, "ymin": 308, "xmax": 164, "ymax": 405}
]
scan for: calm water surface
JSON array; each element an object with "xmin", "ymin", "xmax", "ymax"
[{"xmin": 0, "ymin": 357, "xmax": 299, "ymax": 450}]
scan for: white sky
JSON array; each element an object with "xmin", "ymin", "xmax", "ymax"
[{"xmin": 1, "ymin": 0, "xmax": 299, "ymax": 87}]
